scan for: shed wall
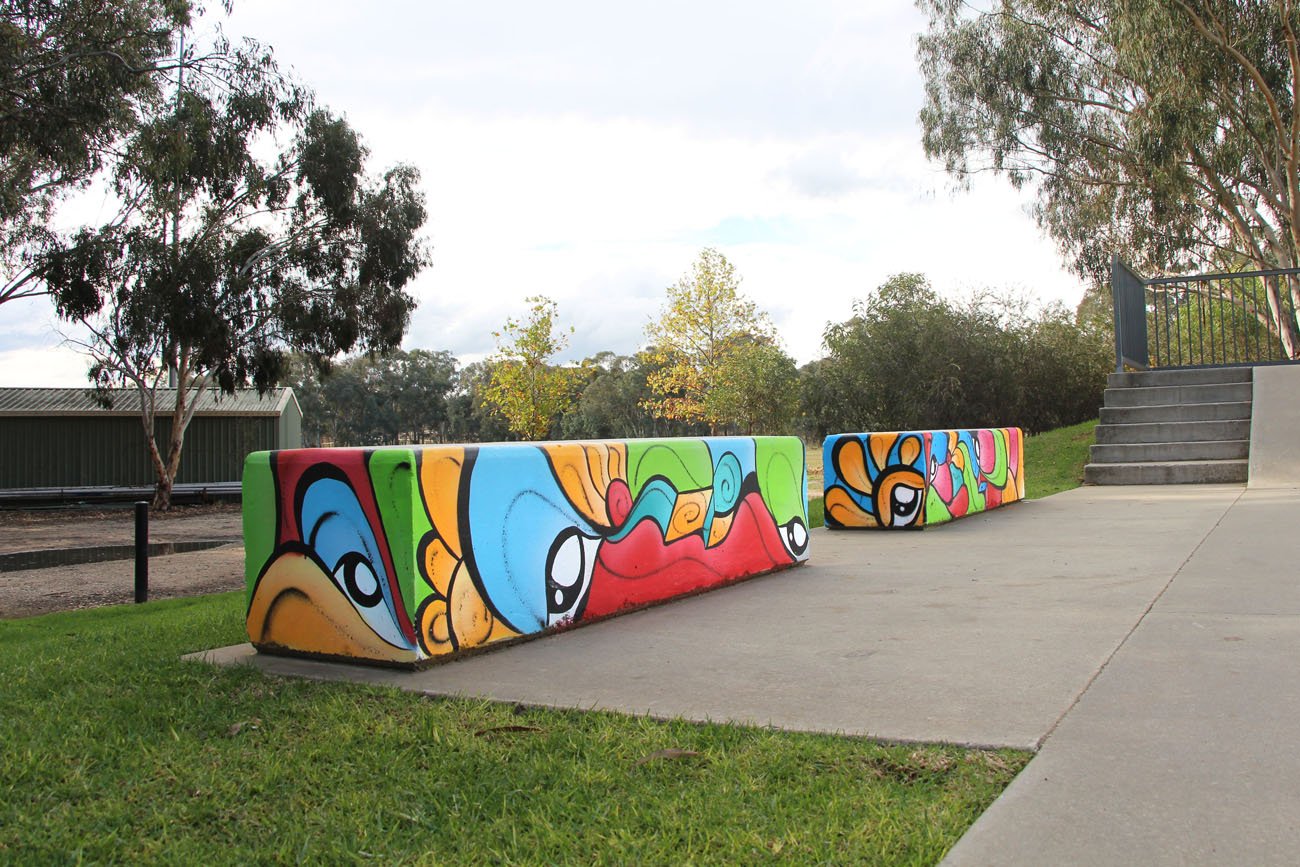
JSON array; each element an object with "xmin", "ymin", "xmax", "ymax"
[
  {"xmin": 277, "ymin": 400, "xmax": 303, "ymax": 449},
  {"xmin": 0, "ymin": 415, "xmax": 278, "ymax": 488}
]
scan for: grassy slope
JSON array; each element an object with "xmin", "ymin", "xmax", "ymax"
[
  {"xmin": 1, "ymin": 594, "xmax": 1027, "ymax": 864},
  {"xmin": 1023, "ymin": 420, "xmax": 1098, "ymax": 499}
]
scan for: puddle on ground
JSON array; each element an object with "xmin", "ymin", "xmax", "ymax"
[{"xmin": 0, "ymin": 540, "xmax": 235, "ymax": 572}]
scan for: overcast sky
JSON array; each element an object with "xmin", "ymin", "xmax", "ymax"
[{"xmin": 0, "ymin": 0, "xmax": 1087, "ymax": 386}]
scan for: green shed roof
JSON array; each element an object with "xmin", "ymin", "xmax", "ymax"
[{"xmin": 0, "ymin": 387, "xmax": 298, "ymax": 418}]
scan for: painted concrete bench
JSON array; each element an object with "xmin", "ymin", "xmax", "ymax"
[
  {"xmin": 243, "ymin": 437, "xmax": 809, "ymax": 667},
  {"xmin": 822, "ymin": 428, "xmax": 1024, "ymax": 529}
]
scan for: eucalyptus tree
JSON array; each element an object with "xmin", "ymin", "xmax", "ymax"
[
  {"xmin": 918, "ymin": 0, "xmax": 1300, "ymax": 356},
  {"xmin": 40, "ymin": 34, "xmax": 429, "ymax": 508},
  {"xmin": 0, "ymin": 0, "xmax": 198, "ymax": 306}
]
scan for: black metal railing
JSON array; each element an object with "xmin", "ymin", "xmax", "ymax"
[{"xmin": 1111, "ymin": 256, "xmax": 1300, "ymax": 372}]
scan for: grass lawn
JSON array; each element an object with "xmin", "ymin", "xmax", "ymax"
[
  {"xmin": 1, "ymin": 594, "xmax": 1029, "ymax": 864},
  {"xmin": 1023, "ymin": 420, "xmax": 1098, "ymax": 499}
]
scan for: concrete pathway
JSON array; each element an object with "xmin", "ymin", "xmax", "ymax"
[
  {"xmin": 944, "ymin": 484, "xmax": 1300, "ymax": 865},
  {"xmin": 195, "ymin": 483, "xmax": 1300, "ymax": 864}
]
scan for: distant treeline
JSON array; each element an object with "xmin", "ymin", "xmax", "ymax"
[{"xmin": 284, "ymin": 273, "xmax": 1114, "ymax": 447}]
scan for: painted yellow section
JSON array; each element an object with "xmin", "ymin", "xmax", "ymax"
[
  {"xmin": 542, "ymin": 442, "xmax": 627, "ymax": 528},
  {"xmin": 247, "ymin": 552, "xmax": 417, "ymax": 664},
  {"xmin": 419, "ymin": 447, "xmax": 465, "ymax": 559},
  {"xmin": 450, "ymin": 568, "xmax": 520, "ymax": 649},
  {"xmin": 421, "ymin": 534, "xmax": 458, "ymax": 597},
  {"xmin": 417, "ymin": 558, "xmax": 522, "ymax": 657},
  {"xmin": 420, "ymin": 596, "xmax": 452, "ymax": 648},
  {"xmin": 1015, "ymin": 430, "xmax": 1026, "ymax": 499}
]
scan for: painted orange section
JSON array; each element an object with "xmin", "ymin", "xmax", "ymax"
[
  {"xmin": 247, "ymin": 552, "xmax": 418, "ymax": 664},
  {"xmin": 666, "ymin": 489, "xmax": 711, "ymax": 541},
  {"xmin": 900, "ymin": 435, "xmax": 922, "ymax": 466},
  {"xmin": 825, "ymin": 485, "xmax": 878, "ymax": 527},
  {"xmin": 837, "ymin": 439, "xmax": 873, "ymax": 494},
  {"xmin": 707, "ymin": 510, "xmax": 734, "ymax": 547}
]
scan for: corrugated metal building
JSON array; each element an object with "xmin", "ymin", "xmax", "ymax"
[{"xmin": 0, "ymin": 387, "xmax": 301, "ymax": 489}]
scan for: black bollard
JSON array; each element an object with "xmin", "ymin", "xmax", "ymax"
[{"xmin": 134, "ymin": 501, "xmax": 149, "ymax": 603}]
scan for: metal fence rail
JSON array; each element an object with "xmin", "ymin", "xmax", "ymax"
[{"xmin": 1110, "ymin": 257, "xmax": 1300, "ymax": 372}]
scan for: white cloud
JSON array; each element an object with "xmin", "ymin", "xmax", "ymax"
[
  {"xmin": 4, "ymin": 1, "xmax": 1088, "ymax": 386},
  {"xmin": 0, "ymin": 345, "xmax": 93, "ymax": 387}
]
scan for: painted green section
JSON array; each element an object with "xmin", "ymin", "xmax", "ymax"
[
  {"xmin": 406, "ymin": 452, "xmax": 438, "ymax": 614},
  {"xmin": 626, "ymin": 438, "xmax": 714, "ymax": 495},
  {"xmin": 924, "ymin": 487, "xmax": 953, "ymax": 525},
  {"xmin": 241, "ymin": 451, "xmax": 276, "ymax": 593},
  {"xmin": 960, "ymin": 440, "xmax": 986, "ymax": 514},
  {"xmin": 984, "ymin": 429, "xmax": 1010, "ymax": 488},
  {"xmin": 367, "ymin": 449, "xmax": 420, "ymax": 618},
  {"xmin": 755, "ymin": 437, "xmax": 808, "ymax": 525}
]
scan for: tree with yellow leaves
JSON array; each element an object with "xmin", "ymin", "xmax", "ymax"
[
  {"xmin": 483, "ymin": 295, "xmax": 575, "ymax": 441},
  {"xmin": 643, "ymin": 248, "xmax": 777, "ymax": 433}
]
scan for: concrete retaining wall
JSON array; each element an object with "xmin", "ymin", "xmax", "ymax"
[
  {"xmin": 1249, "ymin": 364, "xmax": 1300, "ymax": 488},
  {"xmin": 243, "ymin": 437, "xmax": 809, "ymax": 666},
  {"xmin": 823, "ymin": 429, "xmax": 1024, "ymax": 529}
]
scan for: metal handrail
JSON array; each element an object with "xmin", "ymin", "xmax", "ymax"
[
  {"xmin": 1110, "ymin": 257, "xmax": 1300, "ymax": 371},
  {"xmin": 1145, "ymin": 266, "xmax": 1300, "ymax": 285}
]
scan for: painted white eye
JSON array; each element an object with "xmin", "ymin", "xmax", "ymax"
[
  {"xmin": 781, "ymin": 518, "xmax": 809, "ymax": 559},
  {"xmin": 545, "ymin": 527, "xmax": 600, "ymax": 626},
  {"xmin": 889, "ymin": 484, "xmax": 924, "ymax": 524},
  {"xmin": 549, "ymin": 531, "xmax": 584, "ymax": 589},
  {"xmin": 329, "ymin": 549, "xmax": 408, "ymax": 650},
  {"xmin": 352, "ymin": 560, "xmax": 378, "ymax": 597},
  {"xmin": 335, "ymin": 552, "xmax": 382, "ymax": 608}
]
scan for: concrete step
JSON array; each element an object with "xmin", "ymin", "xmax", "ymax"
[
  {"xmin": 1102, "ymin": 381, "xmax": 1253, "ymax": 408},
  {"xmin": 1108, "ymin": 367, "xmax": 1252, "ymax": 389},
  {"xmin": 1089, "ymin": 440, "xmax": 1250, "ymax": 464},
  {"xmin": 1083, "ymin": 460, "xmax": 1248, "ymax": 485},
  {"xmin": 1099, "ymin": 401, "xmax": 1253, "ymax": 425},
  {"xmin": 1094, "ymin": 419, "xmax": 1251, "ymax": 444}
]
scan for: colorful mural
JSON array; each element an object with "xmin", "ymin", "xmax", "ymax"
[
  {"xmin": 822, "ymin": 428, "xmax": 1024, "ymax": 529},
  {"xmin": 244, "ymin": 437, "xmax": 809, "ymax": 666}
]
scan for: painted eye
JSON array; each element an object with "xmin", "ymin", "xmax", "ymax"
[
  {"xmin": 335, "ymin": 551, "xmax": 383, "ymax": 608},
  {"xmin": 781, "ymin": 517, "xmax": 809, "ymax": 559},
  {"xmin": 545, "ymin": 527, "xmax": 599, "ymax": 625},
  {"xmin": 890, "ymin": 484, "xmax": 923, "ymax": 525}
]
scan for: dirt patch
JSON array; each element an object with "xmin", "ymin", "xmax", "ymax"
[
  {"xmin": 0, "ymin": 504, "xmax": 246, "ymax": 619},
  {"xmin": 0, "ymin": 503, "xmax": 241, "ymax": 556},
  {"xmin": 0, "ymin": 544, "xmax": 246, "ymax": 619}
]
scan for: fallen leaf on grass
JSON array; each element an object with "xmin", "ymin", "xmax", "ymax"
[
  {"xmin": 227, "ymin": 718, "xmax": 262, "ymax": 737},
  {"xmin": 908, "ymin": 749, "xmax": 955, "ymax": 772},
  {"xmin": 473, "ymin": 725, "xmax": 543, "ymax": 738},
  {"xmin": 635, "ymin": 749, "xmax": 704, "ymax": 766}
]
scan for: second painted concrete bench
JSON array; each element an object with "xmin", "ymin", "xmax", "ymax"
[
  {"xmin": 243, "ymin": 436, "xmax": 809, "ymax": 667},
  {"xmin": 823, "ymin": 428, "xmax": 1024, "ymax": 529}
]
